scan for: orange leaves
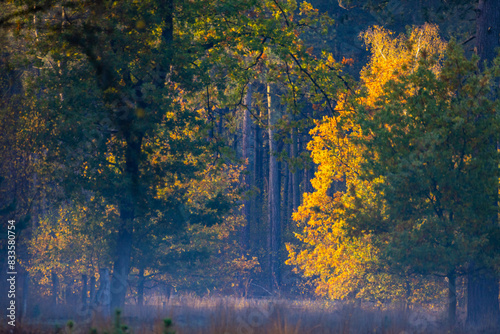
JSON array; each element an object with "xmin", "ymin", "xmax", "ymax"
[
  {"xmin": 27, "ymin": 203, "xmax": 114, "ymax": 297},
  {"xmin": 288, "ymin": 24, "xmax": 448, "ymax": 302},
  {"xmin": 299, "ymin": 1, "xmax": 318, "ymax": 16},
  {"xmin": 311, "ymin": 103, "xmax": 322, "ymax": 111},
  {"xmin": 341, "ymin": 57, "xmax": 354, "ymax": 66},
  {"xmin": 360, "ymin": 24, "xmax": 446, "ymax": 108}
]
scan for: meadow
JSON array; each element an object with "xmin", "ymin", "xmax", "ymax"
[{"xmin": 5, "ymin": 295, "xmax": 496, "ymax": 334}]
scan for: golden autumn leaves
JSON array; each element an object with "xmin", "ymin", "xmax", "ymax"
[{"xmin": 286, "ymin": 24, "xmax": 450, "ymax": 302}]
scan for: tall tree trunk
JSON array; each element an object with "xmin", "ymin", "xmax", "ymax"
[
  {"xmin": 267, "ymin": 84, "xmax": 281, "ymax": 292},
  {"xmin": 111, "ymin": 132, "xmax": 141, "ymax": 311},
  {"xmin": 404, "ymin": 279, "xmax": 411, "ymax": 312},
  {"xmin": 65, "ymin": 281, "xmax": 74, "ymax": 304},
  {"xmin": 288, "ymin": 167, "xmax": 293, "ymax": 226},
  {"xmin": 97, "ymin": 268, "xmax": 111, "ymax": 318},
  {"xmin": 69, "ymin": 0, "xmax": 170, "ymax": 311},
  {"xmin": 291, "ymin": 124, "xmax": 300, "ymax": 212},
  {"xmin": 218, "ymin": 108, "xmax": 225, "ymax": 137},
  {"xmin": 475, "ymin": 0, "xmax": 500, "ymax": 63},
  {"xmin": 306, "ymin": 167, "xmax": 314, "ymax": 193},
  {"xmin": 90, "ymin": 275, "xmax": 96, "ymax": 306},
  {"xmin": 137, "ymin": 267, "xmax": 145, "ymax": 306},
  {"xmin": 467, "ymin": 0, "xmax": 500, "ymax": 327},
  {"xmin": 52, "ymin": 271, "xmax": 59, "ymax": 306},
  {"xmin": 253, "ymin": 114, "xmax": 263, "ymax": 248},
  {"xmin": 110, "ymin": 227, "xmax": 132, "ymax": 311},
  {"xmin": 82, "ymin": 274, "xmax": 88, "ymax": 308},
  {"xmin": 109, "ymin": 2, "xmax": 168, "ymax": 309},
  {"xmin": 447, "ymin": 270, "xmax": 457, "ymax": 326},
  {"xmin": 241, "ymin": 83, "xmax": 252, "ymax": 251},
  {"xmin": 283, "ymin": 149, "xmax": 290, "ymax": 231}
]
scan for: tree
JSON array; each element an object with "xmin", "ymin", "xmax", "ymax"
[
  {"xmin": 0, "ymin": 15, "xmax": 39, "ymax": 316},
  {"xmin": 357, "ymin": 39, "xmax": 500, "ymax": 325},
  {"xmin": 242, "ymin": 83, "xmax": 253, "ymax": 251},
  {"xmin": 267, "ymin": 83, "xmax": 282, "ymax": 291},
  {"xmin": 4, "ymin": 0, "xmax": 343, "ymax": 307},
  {"xmin": 129, "ymin": 162, "xmax": 260, "ymax": 298},
  {"xmin": 14, "ymin": 0, "xmax": 255, "ymax": 310},
  {"xmin": 287, "ymin": 24, "xmax": 454, "ymax": 305},
  {"xmin": 28, "ymin": 201, "xmax": 113, "ymax": 301}
]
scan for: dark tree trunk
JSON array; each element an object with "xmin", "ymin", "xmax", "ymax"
[
  {"xmin": 97, "ymin": 268, "xmax": 111, "ymax": 317},
  {"xmin": 466, "ymin": 0, "xmax": 500, "ymax": 327},
  {"xmin": 267, "ymin": 84, "xmax": 281, "ymax": 292},
  {"xmin": 291, "ymin": 125, "xmax": 300, "ymax": 212},
  {"xmin": 208, "ymin": 111, "xmax": 214, "ymax": 139},
  {"xmin": 218, "ymin": 108, "xmax": 225, "ymax": 136},
  {"xmin": 69, "ymin": 0, "xmax": 172, "ymax": 312},
  {"xmin": 253, "ymin": 115, "xmax": 263, "ymax": 245},
  {"xmin": 65, "ymin": 282, "xmax": 74, "ymax": 304},
  {"xmin": 283, "ymin": 151, "xmax": 290, "ymax": 230},
  {"xmin": 476, "ymin": 0, "xmax": 500, "ymax": 64},
  {"xmin": 288, "ymin": 167, "xmax": 293, "ymax": 224},
  {"xmin": 82, "ymin": 274, "xmax": 88, "ymax": 308},
  {"xmin": 52, "ymin": 271, "xmax": 59, "ymax": 306},
  {"xmin": 111, "ymin": 130, "xmax": 141, "ymax": 311},
  {"xmin": 90, "ymin": 275, "xmax": 96, "ymax": 306},
  {"xmin": 110, "ymin": 227, "xmax": 133, "ymax": 311},
  {"xmin": 137, "ymin": 267, "xmax": 145, "ymax": 306},
  {"xmin": 305, "ymin": 164, "xmax": 314, "ymax": 194},
  {"xmin": 274, "ymin": 159, "xmax": 282, "ymax": 289},
  {"xmin": 404, "ymin": 279, "xmax": 411, "ymax": 312},
  {"xmin": 242, "ymin": 83, "xmax": 252, "ymax": 250},
  {"xmin": 447, "ymin": 271, "xmax": 457, "ymax": 326}
]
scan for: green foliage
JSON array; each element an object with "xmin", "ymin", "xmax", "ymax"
[
  {"xmin": 67, "ymin": 320, "xmax": 74, "ymax": 334},
  {"xmin": 287, "ymin": 25, "xmax": 448, "ymax": 303},
  {"xmin": 1, "ymin": 0, "xmax": 357, "ymax": 302},
  {"xmin": 85, "ymin": 310, "xmax": 137, "ymax": 334},
  {"xmin": 112, "ymin": 310, "xmax": 128, "ymax": 334},
  {"xmin": 163, "ymin": 318, "xmax": 175, "ymax": 334},
  {"xmin": 353, "ymin": 40, "xmax": 500, "ymax": 277}
]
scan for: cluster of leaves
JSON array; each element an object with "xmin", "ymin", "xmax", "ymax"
[
  {"xmin": 287, "ymin": 23, "xmax": 499, "ymax": 305},
  {"xmin": 129, "ymin": 162, "xmax": 262, "ymax": 295},
  {"xmin": 28, "ymin": 200, "xmax": 115, "ymax": 297},
  {"xmin": 355, "ymin": 38, "xmax": 500, "ymax": 277},
  {"xmin": 1, "ymin": 0, "xmax": 374, "ymax": 301}
]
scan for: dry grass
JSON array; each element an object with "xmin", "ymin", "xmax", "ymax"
[{"xmin": 3, "ymin": 295, "xmax": 497, "ymax": 334}]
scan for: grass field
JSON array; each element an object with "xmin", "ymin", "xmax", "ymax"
[{"xmin": 4, "ymin": 295, "xmax": 498, "ymax": 333}]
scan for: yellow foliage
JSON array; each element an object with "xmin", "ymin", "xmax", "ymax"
[
  {"xmin": 360, "ymin": 24, "xmax": 446, "ymax": 107},
  {"xmin": 287, "ymin": 24, "xmax": 446, "ymax": 302},
  {"xmin": 28, "ymin": 202, "xmax": 114, "ymax": 297}
]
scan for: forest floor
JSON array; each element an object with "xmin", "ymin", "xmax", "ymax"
[{"xmin": 3, "ymin": 296, "xmax": 499, "ymax": 333}]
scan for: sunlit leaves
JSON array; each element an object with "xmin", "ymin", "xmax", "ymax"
[
  {"xmin": 287, "ymin": 24, "xmax": 451, "ymax": 303},
  {"xmin": 28, "ymin": 201, "xmax": 115, "ymax": 297},
  {"xmin": 359, "ymin": 40, "xmax": 500, "ymax": 276}
]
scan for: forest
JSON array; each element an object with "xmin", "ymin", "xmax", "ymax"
[{"xmin": 1, "ymin": 0, "xmax": 500, "ymax": 333}]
